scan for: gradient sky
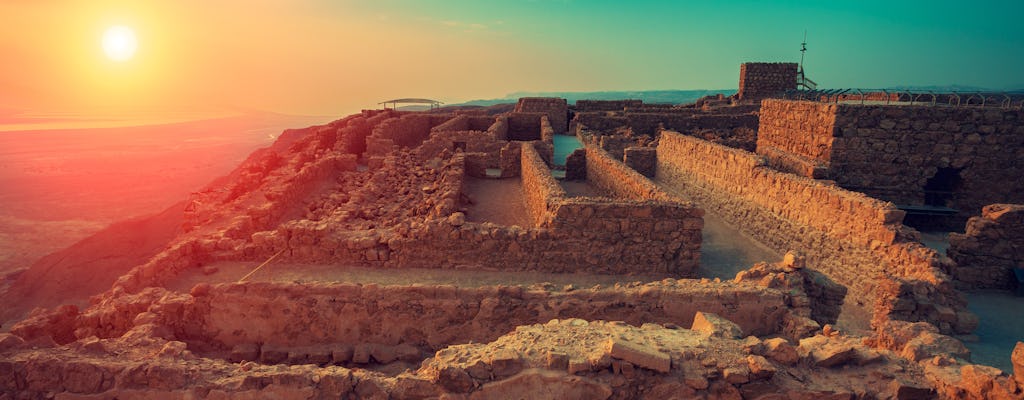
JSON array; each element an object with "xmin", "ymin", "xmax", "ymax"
[{"xmin": 2, "ymin": 0, "xmax": 1022, "ymax": 116}]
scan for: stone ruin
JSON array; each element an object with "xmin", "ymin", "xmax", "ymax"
[{"xmin": 1, "ymin": 63, "xmax": 1024, "ymax": 399}]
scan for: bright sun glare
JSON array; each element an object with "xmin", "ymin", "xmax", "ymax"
[{"xmin": 102, "ymin": 25, "xmax": 137, "ymax": 62}]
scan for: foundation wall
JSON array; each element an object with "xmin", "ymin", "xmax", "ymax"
[
  {"xmin": 656, "ymin": 131, "xmax": 974, "ymax": 334},
  {"xmin": 948, "ymin": 204, "xmax": 1024, "ymax": 289},
  {"xmin": 828, "ymin": 105, "xmax": 1024, "ymax": 217},
  {"xmin": 507, "ymin": 113, "xmax": 545, "ymax": 141},
  {"xmin": 585, "ymin": 143, "xmax": 668, "ymax": 202},
  {"xmin": 757, "ymin": 100, "xmax": 1024, "ymax": 219},
  {"xmin": 575, "ymin": 99, "xmax": 643, "ymax": 112},
  {"xmin": 515, "ymin": 97, "xmax": 568, "ymax": 134},
  {"xmin": 173, "ymin": 280, "xmax": 791, "ymax": 351},
  {"xmin": 575, "ymin": 112, "xmax": 759, "ymax": 137},
  {"xmin": 366, "ymin": 114, "xmax": 453, "ymax": 159},
  {"xmin": 416, "ymin": 130, "xmax": 505, "ymax": 166},
  {"xmin": 521, "ymin": 144, "xmax": 566, "ymax": 226}
]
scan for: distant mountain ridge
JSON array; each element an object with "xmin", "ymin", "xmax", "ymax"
[{"xmin": 452, "ymin": 89, "xmax": 737, "ymax": 107}]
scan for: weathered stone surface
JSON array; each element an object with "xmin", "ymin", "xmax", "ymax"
[
  {"xmin": 799, "ymin": 335, "xmax": 856, "ymax": 368},
  {"xmin": 468, "ymin": 369, "xmax": 611, "ymax": 400},
  {"xmin": 763, "ymin": 337, "xmax": 799, "ymax": 365},
  {"xmin": 691, "ymin": 311, "xmax": 743, "ymax": 339},
  {"xmin": 605, "ymin": 338, "xmax": 670, "ymax": 373}
]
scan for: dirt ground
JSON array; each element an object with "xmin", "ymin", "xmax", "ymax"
[
  {"xmin": 461, "ymin": 176, "xmax": 532, "ymax": 227},
  {"xmin": 559, "ymin": 180, "xmax": 610, "ymax": 197}
]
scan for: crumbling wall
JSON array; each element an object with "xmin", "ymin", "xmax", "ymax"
[
  {"xmin": 365, "ymin": 114, "xmax": 453, "ymax": 160},
  {"xmin": 948, "ymin": 204, "xmax": 1024, "ymax": 289},
  {"xmin": 416, "ymin": 130, "xmax": 505, "ymax": 166},
  {"xmin": 575, "ymin": 99, "xmax": 643, "ymax": 112},
  {"xmin": 506, "ymin": 113, "xmax": 544, "ymax": 141},
  {"xmin": 757, "ymin": 100, "xmax": 1024, "ymax": 221},
  {"xmin": 515, "ymin": 97, "xmax": 568, "ymax": 134},
  {"xmin": 172, "ymin": 279, "xmax": 792, "ymax": 352},
  {"xmin": 656, "ymin": 131, "xmax": 974, "ymax": 334},
  {"xmin": 738, "ymin": 63, "xmax": 797, "ymax": 101}
]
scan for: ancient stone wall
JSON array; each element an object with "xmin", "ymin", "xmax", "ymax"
[
  {"xmin": 431, "ymin": 114, "xmax": 471, "ymax": 132},
  {"xmin": 487, "ymin": 116, "xmax": 509, "ymax": 141},
  {"xmin": 170, "ymin": 280, "xmax": 793, "ymax": 352},
  {"xmin": 585, "ymin": 143, "xmax": 669, "ymax": 202},
  {"xmin": 416, "ymin": 130, "xmax": 505, "ymax": 167},
  {"xmin": 515, "ymin": 97, "xmax": 568, "ymax": 134},
  {"xmin": 738, "ymin": 63, "xmax": 797, "ymax": 101},
  {"xmin": 758, "ymin": 100, "xmax": 1024, "ymax": 221},
  {"xmin": 624, "ymin": 147, "xmax": 657, "ymax": 178},
  {"xmin": 575, "ymin": 99, "xmax": 643, "ymax": 112},
  {"xmin": 656, "ymin": 131, "xmax": 974, "ymax": 334},
  {"xmin": 521, "ymin": 143, "xmax": 566, "ymax": 226},
  {"xmin": 506, "ymin": 113, "xmax": 545, "ymax": 141},
  {"xmin": 828, "ymin": 104, "xmax": 1024, "ymax": 219},
  {"xmin": 948, "ymin": 204, "xmax": 1024, "ymax": 289},
  {"xmin": 366, "ymin": 114, "xmax": 453, "ymax": 158},
  {"xmin": 576, "ymin": 111, "xmax": 759, "ymax": 137},
  {"xmin": 756, "ymin": 100, "xmax": 837, "ymax": 176}
]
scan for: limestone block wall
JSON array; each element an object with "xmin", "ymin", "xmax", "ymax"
[
  {"xmin": 487, "ymin": 116, "xmax": 509, "ymax": 141},
  {"xmin": 624, "ymin": 147, "xmax": 657, "ymax": 178},
  {"xmin": 431, "ymin": 115, "xmax": 471, "ymax": 132},
  {"xmin": 656, "ymin": 131, "xmax": 974, "ymax": 334},
  {"xmin": 828, "ymin": 105, "xmax": 1024, "ymax": 218},
  {"xmin": 167, "ymin": 279, "xmax": 794, "ymax": 352},
  {"xmin": 416, "ymin": 130, "xmax": 505, "ymax": 167},
  {"xmin": 574, "ymin": 110, "xmax": 759, "ymax": 137},
  {"xmin": 756, "ymin": 100, "xmax": 837, "ymax": 175},
  {"xmin": 521, "ymin": 143, "xmax": 566, "ymax": 226},
  {"xmin": 585, "ymin": 143, "xmax": 669, "ymax": 202},
  {"xmin": 366, "ymin": 114, "xmax": 454, "ymax": 159},
  {"xmin": 757, "ymin": 100, "xmax": 1024, "ymax": 219},
  {"xmin": 948, "ymin": 204, "xmax": 1024, "ymax": 289},
  {"xmin": 515, "ymin": 97, "xmax": 568, "ymax": 133},
  {"xmin": 738, "ymin": 62, "xmax": 797, "ymax": 101},
  {"xmin": 575, "ymin": 99, "xmax": 643, "ymax": 112},
  {"xmin": 506, "ymin": 113, "xmax": 545, "ymax": 141}
]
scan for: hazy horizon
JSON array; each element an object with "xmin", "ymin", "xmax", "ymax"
[{"xmin": 3, "ymin": 1, "xmax": 1023, "ymax": 117}]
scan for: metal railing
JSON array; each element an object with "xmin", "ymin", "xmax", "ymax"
[{"xmin": 781, "ymin": 89, "xmax": 1024, "ymax": 109}]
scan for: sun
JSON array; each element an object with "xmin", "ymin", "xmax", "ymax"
[{"xmin": 101, "ymin": 25, "xmax": 138, "ymax": 62}]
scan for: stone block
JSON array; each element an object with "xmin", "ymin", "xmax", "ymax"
[
  {"xmin": 605, "ymin": 338, "xmax": 671, "ymax": 373},
  {"xmin": 690, "ymin": 311, "xmax": 743, "ymax": 339}
]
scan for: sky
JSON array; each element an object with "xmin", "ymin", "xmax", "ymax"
[{"xmin": 1, "ymin": 0, "xmax": 1022, "ymax": 116}]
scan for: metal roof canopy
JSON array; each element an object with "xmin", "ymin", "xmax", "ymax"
[{"xmin": 379, "ymin": 98, "xmax": 443, "ymax": 110}]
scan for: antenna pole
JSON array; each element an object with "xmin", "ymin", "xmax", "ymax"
[{"xmin": 799, "ymin": 30, "xmax": 807, "ymax": 72}]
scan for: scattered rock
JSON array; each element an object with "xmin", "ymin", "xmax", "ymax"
[
  {"xmin": 763, "ymin": 337, "xmax": 799, "ymax": 365},
  {"xmin": 691, "ymin": 311, "xmax": 742, "ymax": 339}
]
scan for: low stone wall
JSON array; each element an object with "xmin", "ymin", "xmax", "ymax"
[
  {"xmin": 170, "ymin": 279, "xmax": 794, "ymax": 352},
  {"xmin": 515, "ymin": 97, "xmax": 568, "ymax": 133},
  {"xmin": 366, "ymin": 114, "xmax": 453, "ymax": 159},
  {"xmin": 431, "ymin": 115, "xmax": 471, "ymax": 132},
  {"xmin": 948, "ymin": 204, "xmax": 1024, "ymax": 289},
  {"xmin": 585, "ymin": 143, "xmax": 668, "ymax": 202},
  {"xmin": 521, "ymin": 144, "xmax": 566, "ymax": 226},
  {"xmin": 506, "ymin": 113, "xmax": 545, "ymax": 141},
  {"xmin": 416, "ymin": 130, "xmax": 505, "ymax": 166},
  {"xmin": 656, "ymin": 131, "xmax": 974, "ymax": 334},
  {"xmin": 575, "ymin": 99, "xmax": 643, "ymax": 112},
  {"xmin": 575, "ymin": 111, "xmax": 759, "ymax": 137},
  {"xmin": 624, "ymin": 147, "xmax": 656, "ymax": 178}
]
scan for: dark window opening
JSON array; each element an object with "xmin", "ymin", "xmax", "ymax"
[{"xmin": 923, "ymin": 167, "xmax": 963, "ymax": 207}]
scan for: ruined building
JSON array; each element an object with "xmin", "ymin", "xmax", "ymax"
[{"xmin": 1, "ymin": 63, "xmax": 1023, "ymax": 399}]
